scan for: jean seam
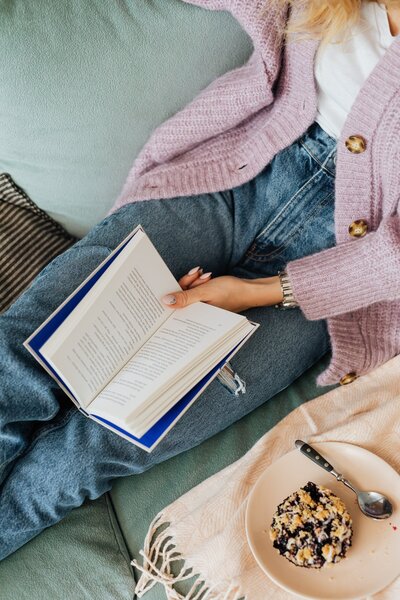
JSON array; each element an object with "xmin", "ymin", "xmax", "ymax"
[
  {"xmin": 245, "ymin": 189, "xmax": 334, "ymax": 261},
  {"xmin": 253, "ymin": 161, "xmax": 333, "ymax": 249},
  {"xmin": 299, "ymin": 142, "xmax": 336, "ymax": 178}
]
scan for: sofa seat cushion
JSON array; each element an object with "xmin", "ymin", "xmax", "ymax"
[{"xmin": 0, "ymin": 494, "xmax": 134, "ymax": 600}]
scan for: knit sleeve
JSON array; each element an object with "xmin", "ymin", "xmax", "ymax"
[{"xmin": 286, "ymin": 212, "xmax": 400, "ymax": 321}]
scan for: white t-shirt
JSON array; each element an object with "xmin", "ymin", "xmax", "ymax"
[{"xmin": 315, "ymin": 2, "xmax": 395, "ymax": 139}]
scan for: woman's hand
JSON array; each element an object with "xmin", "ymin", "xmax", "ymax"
[{"xmin": 162, "ymin": 266, "xmax": 283, "ymax": 313}]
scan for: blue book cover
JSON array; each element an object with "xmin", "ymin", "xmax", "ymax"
[{"xmin": 24, "ymin": 226, "xmax": 258, "ymax": 452}]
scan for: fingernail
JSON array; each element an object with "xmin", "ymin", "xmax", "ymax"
[
  {"xmin": 200, "ymin": 272, "xmax": 212, "ymax": 280},
  {"xmin": 188, "ymin": 266, "xmax": 201, "ymax": 275},
  {"xmin": 162, "ymin": 294, "xmax": 177, "ymax": 305}
]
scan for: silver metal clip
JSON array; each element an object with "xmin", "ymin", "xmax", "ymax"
[{"xmin": 217, "ymin": 363, "xmax": 246, "ymax": 396}]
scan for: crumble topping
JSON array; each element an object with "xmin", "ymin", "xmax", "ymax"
[{"xmin": 269, "ymin": 481, "xmax": 353, "ymax": 568}]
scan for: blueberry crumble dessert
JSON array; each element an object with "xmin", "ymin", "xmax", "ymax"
[{"xmin": 269, "ymin": 481, "xmax": 353, "ymax": 568}]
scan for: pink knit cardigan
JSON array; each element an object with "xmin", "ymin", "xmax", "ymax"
[{"xmin": 113, "ymin": 0, "xmax": 400, "ymax": 386}]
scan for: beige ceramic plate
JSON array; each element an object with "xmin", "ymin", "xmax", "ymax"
[{"xmin": 245, "ymin": 442, "xmax": 400, "ymax": 600}]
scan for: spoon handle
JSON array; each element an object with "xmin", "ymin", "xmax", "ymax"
[
  {"xmin": 295, "ymin": 440, "xmax": 335, "ymax": 473},
  {"xmin": 295, "ymin": 441, "xmax": 359, "ymax": 495}
]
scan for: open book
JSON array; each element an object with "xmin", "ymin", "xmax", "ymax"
[{"xmin": 25, "ymin": 226, "xmax": 258, "ymax": 451}]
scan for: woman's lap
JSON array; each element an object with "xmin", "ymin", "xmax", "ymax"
[
  {"xmin": 0, "ymin": 193, "xmax": 238, "ymax": 474},
  {"xmin": 0, "ymin": 295, "xmax": 329, "ymax": 559},
  {"xmin": 0, "ymin": 123, "xmax": 336, "ymax": 558}
]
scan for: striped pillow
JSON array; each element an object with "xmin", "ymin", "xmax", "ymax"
[{"xmin": 0, "ymin": 173, "xmax": 76, "ymax": 314}]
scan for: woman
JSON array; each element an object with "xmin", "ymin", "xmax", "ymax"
[{"xmin": 1, "ymin": 0, "xmax": 399, "ymax": 558}]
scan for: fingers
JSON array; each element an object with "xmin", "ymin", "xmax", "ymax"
[
  {"xmin": 178, "ymin": 267, "xmax": 212, "ymax": 289},
  {"xmin": 162, "ymin": 284, "xmax": 205, "ymax": 309},
  {"xmin": 178, "ymin": 266, "xmax": 202, "ymax": 290},
  {"xmin": 188, "ymin": 272, "xmax": 212, "ymax": 288},
  {"xmin": 167, "ymin": 267, "xmax": 213, "ymax": 308}
]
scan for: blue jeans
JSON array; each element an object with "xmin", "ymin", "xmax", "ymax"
[{"xmin": 0, "ymin": 123, "xmax": 336, "ymax": 559}]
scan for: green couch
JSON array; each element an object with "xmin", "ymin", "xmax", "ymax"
[{"xmin": 0, "ymin": 2, "xmax": 332, "ymax": 598}]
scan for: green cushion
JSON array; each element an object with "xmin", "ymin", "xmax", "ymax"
[
  {"xmin": 0, "ymin": 0, "xmax": 252, "ymax": 237},
  {"xmin": 110, "ymin": 357, "xmax": 334, "ymax": 600},
  {"xmin": 0, "ymin": 494, "xmax": 134, "ymax": 600}
]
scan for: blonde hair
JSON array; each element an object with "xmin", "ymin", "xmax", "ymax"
[{"xmin": 281, "ymin": 0, "xmax": 399, "ymax": 43}]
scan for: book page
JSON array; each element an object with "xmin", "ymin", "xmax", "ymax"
[
  {"xmin": 88, "ymin": 302, "xmax": 248, "ymax": 422},
  {"xmin": 88, "ymin": 320, "xmax": 258, "ymax": 452},
  {"xmin": 40, "ymin": 230, "xmax": 180, "ymax": 407},
  {"xmin": 122, "ymin": 321, "xmax": 256, "ymax": 437}
]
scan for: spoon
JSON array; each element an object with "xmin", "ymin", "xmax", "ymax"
[{"xmin": 295, "ymin": 440, "xmax": 393, "ymax": 520}]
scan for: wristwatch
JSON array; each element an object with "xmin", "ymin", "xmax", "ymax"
[{"xmin": 276, "ymin": 269, "xmax": 298, "ymax": 309}]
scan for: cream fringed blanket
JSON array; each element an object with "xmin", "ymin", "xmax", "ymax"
[{"xmin": 133, "ymin": 356, "xmax": 400, "ymax": 600}]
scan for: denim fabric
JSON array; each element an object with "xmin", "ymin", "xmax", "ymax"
[{"xmin": 0, "ymin": 123, "xmax": 336, "ymax": 559}]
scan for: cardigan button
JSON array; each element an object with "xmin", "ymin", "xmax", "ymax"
[
  {"xmin": 345, "ymin": 135, "xmax": 366, "ymax": 154},
  {"xmin": 349, "ymin": 219, "xmax": 368, "ymax": 238},
  {"xmin": 340, "ymin": 372, "xmax": 358, "ymax": 385}
]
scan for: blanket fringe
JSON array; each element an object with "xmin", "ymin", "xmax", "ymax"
[{"xmin": 132, "ymin": 514, "xmax": 244, "ymax": 600}]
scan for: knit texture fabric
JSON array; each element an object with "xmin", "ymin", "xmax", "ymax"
[{"xmin": 112, "ymin": 0, "xmax": 400, "ymax": 386}]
